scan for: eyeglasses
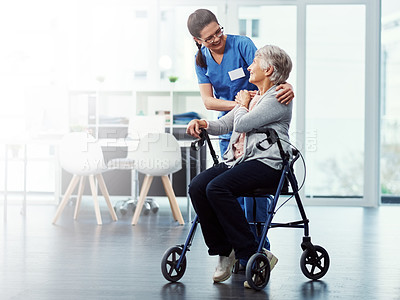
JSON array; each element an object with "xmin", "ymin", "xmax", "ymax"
[{"xmin": 198, "ymin": 26, "xmax": 224, "ymax": 44}]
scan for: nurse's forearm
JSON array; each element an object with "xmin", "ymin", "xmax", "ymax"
[
  {"xmin": 198, "ymin": 83, "xmax": 237, "ymax": 111},
  {"xmin": 202, "ymin": 96, "xmax": 237, "ymax": 111}
]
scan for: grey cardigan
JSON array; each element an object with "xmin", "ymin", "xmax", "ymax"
[{"xmin": 207, "ymin": 85, "xmax": 293, "ymax": 170}]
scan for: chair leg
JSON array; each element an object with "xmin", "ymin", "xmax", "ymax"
[
  {"xmin": 52, "ymin": 174, "xmax": 80, "ymax": 224},
  {"xmin": 74, "ymin": 176, "xmax": 86, "ymax": 220},
  {"xmin": 97, "ymin": 174, "xmax": 118, "ymax": 221},
  {"xmin": 132, "ymin": 175, "xmax": 153, "ymax": 225},
  {"xmin": 161, "ymin": 176, "xmax": 179, "ymax": 221},
  {"xmin": 161, "ymin": 175, "xmax": 184, "ymax": 225},
  {"xmin": 89, "ymin": 174, "xmax": 102, "ymax": 225}
]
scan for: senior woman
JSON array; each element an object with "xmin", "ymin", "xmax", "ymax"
[{"xmin": 186, "ymin": 44, "xmax": 293, "ymax": 286}]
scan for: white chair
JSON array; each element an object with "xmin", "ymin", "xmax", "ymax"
[
  {"xmin": 52, "ymin": 132, "xmax": 118, "ymax": 225},
  {"xmin": 107, "ymin": 115, "xmax": 166, "ymax": 214},
  {"xmin": 129, "ymin": 132, "xmax": 184, "ymax": 225}
]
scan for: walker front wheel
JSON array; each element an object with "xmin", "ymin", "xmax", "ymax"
[
  {"xmin": 161, "ymin": 246, "xmax": 187, "ymax": 282},
  {"xmin": 245, "ymin": 253, "xmax": 271, "ymax": 291},
  {"xmin": 300, "ymin": 245, "xmax": 330, "ymax": 280}
]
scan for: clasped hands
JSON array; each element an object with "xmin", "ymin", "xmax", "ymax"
[{"xmin": 235, "ymin": 90, "xmax": 256, "ymax": 109}]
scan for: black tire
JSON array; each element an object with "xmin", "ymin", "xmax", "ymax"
[
  {"xmin": 161, "ymin": 246, "xmax": 187, "ymax": 282},
  {"xmin": 232, "ymin": 260, "xmax": 240, "ymax": 274},
  {"xmin": 300, "ymin": 245, "xmax": 330, "ymax": 280},
  {"xmin": 245, "ymin": 253, "xmax": 271, "ymax": 291}
]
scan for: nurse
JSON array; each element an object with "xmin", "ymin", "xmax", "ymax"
[{"xmin": 187, "ymin": 8, "xmax": 294, "ymax": 156}]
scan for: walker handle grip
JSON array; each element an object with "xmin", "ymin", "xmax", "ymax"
[
  {"xmin": 190, "ymin": 129, "xmax": 219, "ymax": 166},
  {"xmin": 191, "ymin": 132, "xmax": 206, "ymax": 151}
]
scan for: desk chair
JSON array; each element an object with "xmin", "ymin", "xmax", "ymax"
[
  {"xmin": 52, "ymin": 132, "xmax": 118, "ymax": 225},
  {"xmin": 130, "ymin": 132, "xmax": 184, "ymax": 225}
]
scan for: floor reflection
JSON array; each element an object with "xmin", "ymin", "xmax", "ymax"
[
  {"xmin": 161, "ymin": 282, "xmax": 186, "ymax": 300},
  {"xmin": 300, "ymin": 280, "xmax": 329, "ymax": 300}
]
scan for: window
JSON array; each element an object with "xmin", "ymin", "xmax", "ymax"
[
  {"xmin": 381, "ymin": 0, "xmax": 400, "ymax": 203},
  {"xmin": 305, "ymin": 5, "xmax": 366, "ymax": 198},
  {"xmin": 238, "ymin": 18, "xmax": 259, "ymax": 38},
  {"xmin": 239, "ymin": 19, "xmax": 247, "ymax": 35},
  {"xmin": 252, "ymin": 19, "xmax": 259, "ymax": 38}
]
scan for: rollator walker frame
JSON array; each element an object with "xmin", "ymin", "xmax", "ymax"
[{"xmin": 161, "ymin": 129, "xmax": 330, "ymax": 291}]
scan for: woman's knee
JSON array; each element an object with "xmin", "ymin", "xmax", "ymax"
[
  {"xmin": 189, "ymin": 164, "xmax": 228, "ymax": 199},
  {"xmin": 188, "ymin": 173, "xmax": 206, "ymax": 198},
  {"xmin": 205, "ymin": 180, "xmax": 228, "ymax": 199}
]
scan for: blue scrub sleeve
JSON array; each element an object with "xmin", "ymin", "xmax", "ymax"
[{"xmin": 194, "ymin": 60, "xmax": 210, "ymax": 84}]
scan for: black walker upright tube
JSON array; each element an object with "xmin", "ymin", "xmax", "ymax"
[{"xmin": 176, "ymin": 215, "xmax": 199, "ymax": 270}]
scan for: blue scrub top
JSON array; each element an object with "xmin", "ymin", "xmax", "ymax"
[{"xmin": 194, "ymin": 34, "xmax": 258, "ymax": 117}]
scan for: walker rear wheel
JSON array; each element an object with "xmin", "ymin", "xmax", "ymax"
[
  {"xmin": 300, "ymin": 245, "xmax": 330, "ymax": 280},
  {"xmin": 161, "ymin": 246, "xmax": 187, "ymax": 282},
  {"xmin": 245, "ymin": 253, "xmax": 271, "ymax": 291}
]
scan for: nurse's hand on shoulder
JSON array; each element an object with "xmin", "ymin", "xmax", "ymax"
[
  {"xmin": 276, "ymin": 82, "xmax": 295, "ymax": 105},
  {"xmin": 186, "ymin": 119, "xmax": 206, "ymax": 139}
]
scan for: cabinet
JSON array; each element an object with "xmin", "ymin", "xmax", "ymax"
[
  {"xmin": 135, "ymin": 90, "xmax": 212, "ymax": 124},
  {"xmin": 68, "ymin": 89, "xmax": 215, "ymax": 137}
]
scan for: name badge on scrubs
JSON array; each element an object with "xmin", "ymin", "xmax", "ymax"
[{"xmin": 228, "ymin": 67, "xmax": 246, "ymax": 81}]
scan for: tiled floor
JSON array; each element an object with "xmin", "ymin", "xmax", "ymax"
[{"xmin": 1, "ymin": 201, "xmax": 400, "ymax": 299}]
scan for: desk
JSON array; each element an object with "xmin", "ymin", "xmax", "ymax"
[{"xmin": 99, "ymin": 138, "xmax": 201, "ymax": 222}]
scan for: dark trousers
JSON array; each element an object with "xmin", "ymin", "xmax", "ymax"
[{"xmin": 188, "ymin": 160, "xmax": 282, "ymax": 259}]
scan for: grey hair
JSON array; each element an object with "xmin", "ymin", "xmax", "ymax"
[{"xmin": 255, "ymin": 45, "xmax": 292, "ymax": 85}]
